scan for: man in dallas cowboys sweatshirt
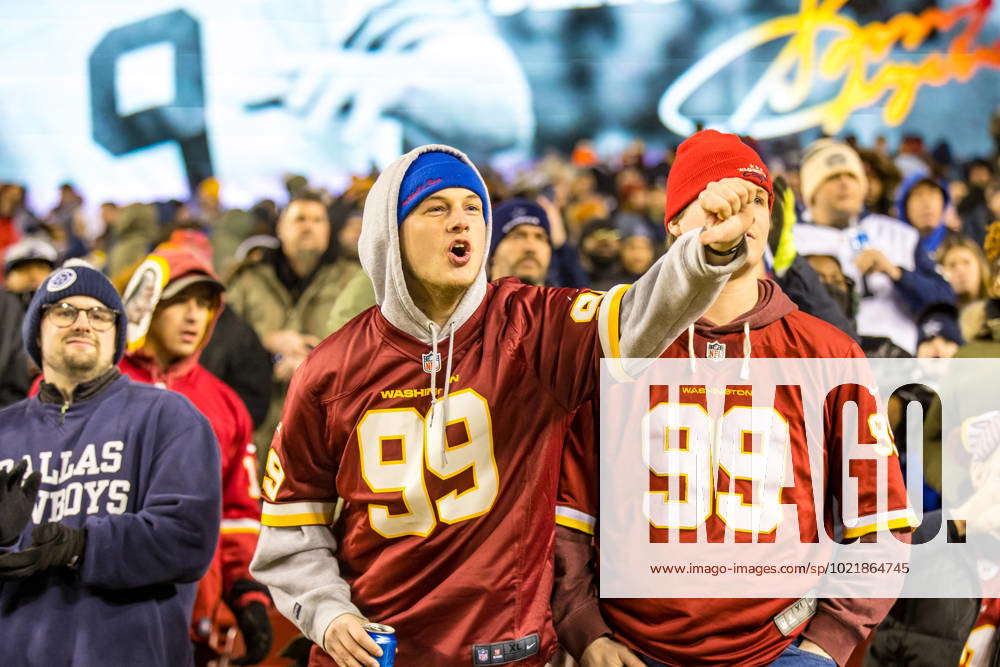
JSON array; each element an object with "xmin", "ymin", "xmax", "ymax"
[{"xmin": 0, "ymin": 265, "xmax": 221, "ymax": 666}]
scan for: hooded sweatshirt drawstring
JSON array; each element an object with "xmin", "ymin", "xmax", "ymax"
[
  {"xmin": 427, "ymin": 322, "xmax": 457, "ymax": 467},
  {"xmin": 687, "ymin": 325, "xmax": 696, "ymax": 373},
  {"xmin": 740, "ymin": 320, "xmax": 751, "ymax": 381}
]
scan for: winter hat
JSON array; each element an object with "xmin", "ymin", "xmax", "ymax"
[
  {"xmin": 122, "ymin": 244, "xmax": 224, "ymax": 352},
  {"xmin": 918, "ymin": 303, "xmax": 964, "ymax": 346},
  {"xmin": 4, "ymin": 237, "xmax": 58, "ymax": 274},
  {"xmin": 397, "ymin": 151, "xmax": 490, "ymax": 224},
  {"xmin": 22, "ymin": 265, "xmax": 127, "ymax": 367},
  {"xmin": 664, "ymin": 130, "xmax": 773, "ymax": 227},
  {"xmin": 800, "ymin": 139, "xmax": 868, "ymax": 205},
  {"xmin": 490, "ymin": 199, "xmax": 551, "ymax": 257}
]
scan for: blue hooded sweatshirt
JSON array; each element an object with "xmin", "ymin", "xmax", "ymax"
[
  {"xmin": 895, "ymin": 172, "xmax": 951, "ymax": 259},
  {"xmin": 0, "ymin": 372, "xmax": 221, "ymax": 666}
]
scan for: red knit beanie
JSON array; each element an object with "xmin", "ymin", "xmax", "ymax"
[{"xmin": 664, "ymin": 130, "xmax": 773, "ymax": 229}]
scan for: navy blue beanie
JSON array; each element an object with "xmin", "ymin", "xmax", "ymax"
[
  {"xmin": 22, "ymin": 265, "xmax": 127, "ymax": 368},
  {"xmin": 917, "ymin": 303, "xmax": 964, "ymax": 347},
  {"xmin": 397, "ymin": 151, "xmax": 490, "ymax": 225},
  {"xmin": 490, "ymin": 199, "xmax": 551, "ymax": 257}
]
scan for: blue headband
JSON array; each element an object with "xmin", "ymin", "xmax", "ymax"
[{"xmin": 397, "ymin": 152, "xmax": 490, "ymax": 225}]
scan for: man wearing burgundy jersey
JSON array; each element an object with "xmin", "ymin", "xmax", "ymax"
[
  {"xmin": 250, "ymin": 143, "xmax": 760, "ymax": 667},
  {"xmin": 553, "ymin": 131, "xmax": 916, "ymax": 667}
]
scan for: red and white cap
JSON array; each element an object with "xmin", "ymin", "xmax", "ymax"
[{"xmin": 664, "ymin": 129, "xmax": 773, "ymax": 229}]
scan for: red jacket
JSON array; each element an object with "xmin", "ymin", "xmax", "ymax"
[{"xmin": 120, "ymin": 242, "xmax": 265, "ymax": 635}]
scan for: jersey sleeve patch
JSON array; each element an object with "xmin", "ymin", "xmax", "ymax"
[
  {"xmin": 842, "ymin": 508, "xmax": 919, "ymax": 539},
  {"xmin": 555, "ymin": 505, "xmax": 597, "ymax": 535},
  {"xmin": 261, "ymin": 500, "xmax": 337, "ymax": 527},
  {"xmin": 597, "ymin": 283, "xmax": 633, "ymax": 382}
]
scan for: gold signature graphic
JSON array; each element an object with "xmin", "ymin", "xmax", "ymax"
[{"xmin": 658, "ymin": 0, "xmax": 1000, "ymax": 138}]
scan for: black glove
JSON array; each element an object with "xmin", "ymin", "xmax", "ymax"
[
  {"xmin": 0, "ymin": 522, "xmax": 86, "ymax": 579},
  {"xmin": 0, "ymin": 460, "xmax": 42, "ymax": 546},
  {"xmin": 228, "ymin": 578, "xmax": 273, "ymax": 665}
]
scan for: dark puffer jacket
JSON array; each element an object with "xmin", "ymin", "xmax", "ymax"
[{"xmin": 865, "ymin": 512, "xmax": 998, "ymax": 667}]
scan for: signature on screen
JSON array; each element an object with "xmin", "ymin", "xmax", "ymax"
[{"xmin": 658, "ymin": 0, "xmax": 1000, "ymax": 137}]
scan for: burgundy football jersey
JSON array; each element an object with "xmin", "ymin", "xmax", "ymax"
[
  {"xmin": 261, "ymin": 279, "xmax": 628, "ymax": 666},
  {"xmin": 557, "ymin": 308, "xmax": 914, "ymax": 666}
]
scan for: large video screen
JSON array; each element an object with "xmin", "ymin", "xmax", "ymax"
[{"xmin": 2, "ymin": 0, "xmax": 999, "ymax": 206}]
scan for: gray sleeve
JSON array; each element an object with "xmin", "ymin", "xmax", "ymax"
[
  {"xmin": 250, "ymin": 525, "xmax": 363, "ymax": 646},
  {"xmin": 616, "ymin": 228, "xmax": 747, "ymax": 359}
]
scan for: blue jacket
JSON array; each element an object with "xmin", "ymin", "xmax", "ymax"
[
  {"xmin": 0, "ymin": 373, "xmax": 221, "ymax": 666},
  {"xmin": 895, "ymin": 172, "xmax": 952, "ymax": 260}
]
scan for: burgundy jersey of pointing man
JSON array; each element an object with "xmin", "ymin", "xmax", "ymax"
[{"xmin": 251, "ymin": 143, "xmax": 758, "ymax": 667}]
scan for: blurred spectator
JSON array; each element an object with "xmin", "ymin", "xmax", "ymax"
[
  {"xmin": 578, "ymin": 218, "xmax": 630, "ymax": 291},
  {"xmin": 767, "ymin": 178, "xmax": 860, "ymax": 341},
  {"xmin": 937, "ymin": 236, "xmax": 992, "ymax": 326},
  {"xmin": 564, "ymin": 170, "xmax": 610, "ymax": 238},
  {"xmin": 3, "ymin": 237, "xmax": 57, "ymax": 307},
  {"xmin": 874, "ymin": 135, "xmax": 889, "ymax": 156},
  {"xmin": 156, "ymin": 229, "xmax": 275, "ymax": 432},
  {"xmin": 211, "ymin": 209, "xmax": 256, "ymax": 278},
  {"xmin": 957, "ymin": 158, "xmax": 995, "ymax": 245},
  {"xmin": 895, "ymin": 174, "xmax": 953, "ymax": 259},
  {"xmin": 895, "ymin": 134, "xmax": 931, "ymax": 179},
  {"xmin": 0, "ymin": 289, "xmax": 31, "ymax": 405},
  {"xmin": 538, "ymin": 195, "xmax": 589, "ymax": 288},
  {"xmin": 195, "ymin": 177, "xmax": 223, "ymax": 224},
  {"xmin": 795, "ymin": 139, "xmax": 955, "ymax": 354},
  {"xmin": 201, "ymin": 306, "xmax": 274, "ymax": 431},
  {"xmin": 0, "ymin": 184, "xmax": 37, "ymax": 237},
  {"xmin": 226, "ymin": 192, "xmax": 362, "ymax": 460},
  {"xmin": 233, "ymin": 235, "xmax": 281, "ymax": 268},
  {"xmin": 44, "ymin": 182, "xmax": 88, "ymax": 259},
  {"xmin": 120, "ymin": 245, "xmax": 272, "ymax": 665},
  {"xmin": 959, "ymin": 291, "xmax": 1000, "ymax": 358},
  {"xmin": 957, "ymin": 227, "xmax": 1000, "ymax": 355},
  {"xmin": 249, "ymin": 200, "xmax": 279, "ymax": 237},
  {"xmin": 0, "ymin": 184, "xmax": 24, "ymax": 258},
  {"xmin": 106, "ymin": 203, "xmax": 158, "ymax": 281},
  {"xmin": 617, "ymin": 216, "xmax": 656, "ymax": 281},
  {"xmin": 857, "ymin": 148, "xmax": 902, "ymax": 217},
  {"xmin": 489, "ymin": 199, "xmax": 553, "ymax": 286},
  {"xmin": 915, "ymin": 304, "xmax": 963, "ymax": 358},
  {"xmin": 571, "ymin": 139, "xmax": 599, "ymax": 167}
]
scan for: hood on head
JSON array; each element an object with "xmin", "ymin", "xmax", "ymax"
[
  {"xmin": 122, "ymin": 242, "xmax": 225, "ymax": 367},
  {"xmin": 359, "ymin": 144, "xmax": 492, "ymax": 344},
  {"xmin": 895, "ymin": 172, "xmax": 950, "ymax": 227}
]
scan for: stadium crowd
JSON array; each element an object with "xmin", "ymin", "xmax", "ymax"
[{"xmin": 2, "ymin": 123, "xmax": 1000, "ymax": 667}]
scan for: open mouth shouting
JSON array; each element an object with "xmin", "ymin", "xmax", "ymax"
[
  {"xmin": 179, "ymin": 329, "xmax": 201, "ymax": 345},
  {"xmin": 448, "ymin": 239, "xmax": 472, "ymax": 267}
]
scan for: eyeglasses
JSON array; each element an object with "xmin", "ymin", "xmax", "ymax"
[{"xmin": 42, "ymin": 302, "xmax": 118, "ymax": 332}]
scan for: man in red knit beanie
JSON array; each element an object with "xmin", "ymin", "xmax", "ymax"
[
  {"xmin": 664, "ymin": 129, "xmax": 773, "ymax": 236},
  {"xmin": 552, "ymin": 130, "xmax": 914, "ymax": 667}
]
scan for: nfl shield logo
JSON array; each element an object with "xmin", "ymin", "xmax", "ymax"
[
  {"xmin": 706, "ymin": 340, "xmax": 726, "ymax": 361},
  {"xmin": 477, "ymin": 648, "xmax": 489, "ymax": 663},
  {"xmin": 422, "ymin": 352, "xmax": 441, "ymax": 374}
]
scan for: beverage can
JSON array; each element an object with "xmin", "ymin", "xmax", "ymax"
[{"xmin": 364, "ymin": 622, "xmax": 397, "ymax": 667}]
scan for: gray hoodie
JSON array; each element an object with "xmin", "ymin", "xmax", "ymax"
[{"xmin": 250, "ymin": 144, "xmax": 748, "ymax": 651}]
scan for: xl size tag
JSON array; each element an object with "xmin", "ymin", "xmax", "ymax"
[
  {"xmin": 471, "ymin": 633, "xmax": 540, "ymax": 665},
  {"xmin": 774, "ymin": 596, "xmax": 818, "ymax": 636}
]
